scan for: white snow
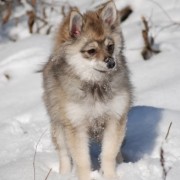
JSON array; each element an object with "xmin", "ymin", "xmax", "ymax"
[{"xmin": 0, "ymin": 0, "xmax": 180, "ymax": 180}]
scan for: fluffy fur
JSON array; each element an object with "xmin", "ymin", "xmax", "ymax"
[{"xmin": 43, "ymin": 1, "xmax": 133, "ymax": 180}]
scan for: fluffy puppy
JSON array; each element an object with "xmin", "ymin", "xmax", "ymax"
[{"xmin": 43, "ymin": 1, "xmax": 133, "ymax": 180}]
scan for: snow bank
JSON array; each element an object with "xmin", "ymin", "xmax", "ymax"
[{"xmin": 0, "ymin": 0, "xmax": 180, "ymax": 179}]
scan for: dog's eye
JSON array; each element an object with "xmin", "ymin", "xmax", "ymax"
[
  {"xmin": 87, "ymin": 49, "xmax": 96, "ymax": 56},
  {"xmin": 107, "ymin": 44, "xmax": 114, "ymax": 53}
]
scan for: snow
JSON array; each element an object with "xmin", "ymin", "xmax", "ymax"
[{"xmin": 0, "ymin": 0, "xmax": 180, "ymax": 179}]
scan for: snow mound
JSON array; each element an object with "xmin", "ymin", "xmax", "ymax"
[{"xmin": 1, "ymin": 0, "xmax": 180, "ymax": 179}]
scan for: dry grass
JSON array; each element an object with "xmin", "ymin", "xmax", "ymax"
[
  {"xmin": 141, "ymin": 16, "xmax": 160, "ymax": 60},
  {"xmin": 33, "ymin": 128, "xmax": 47, "ymax": 180},
  {"xmin": 160, "ymin": 122, "xmax": 173, "ymax": 180}
]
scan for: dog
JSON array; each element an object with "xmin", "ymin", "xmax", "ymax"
[{"xmin": 43, "ymin": 1, "xmax": 132, "ymax": 180}]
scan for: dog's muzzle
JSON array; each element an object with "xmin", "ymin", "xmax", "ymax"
[{"xmin": 105, "ymin": 57, "xmax": 115, "ymax": 69}]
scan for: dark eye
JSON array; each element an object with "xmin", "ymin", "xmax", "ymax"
[
  {"xmin": 87, "ymin": 49, "xmax": 96, "ymax": 56},
  {"xmin": 107, "ymin": 44, "xmax": 114, "ymax": 53}
]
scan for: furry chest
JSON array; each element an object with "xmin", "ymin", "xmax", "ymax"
[{"xmin": 65, "ymin": 92, "xmax": 128, "ymax": 127}]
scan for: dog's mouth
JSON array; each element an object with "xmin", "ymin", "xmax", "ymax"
[{"xmin": 93, "ymin": 68, "xmax": 107, "ymax": 73}]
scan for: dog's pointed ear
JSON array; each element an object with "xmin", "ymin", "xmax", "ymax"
[
  {"xmin": 100, "ymin": 1, "xmax": 117, "ymax": 27},
  {"xmin": 69, "ymin": 10, "xmax": 83, "ymax": 38}
]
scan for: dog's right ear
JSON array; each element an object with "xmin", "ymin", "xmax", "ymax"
[{"xmin": 69, "ymin": 11, "xmax": 83, "ymax": 38}]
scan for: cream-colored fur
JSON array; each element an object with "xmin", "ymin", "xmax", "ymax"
[{"xmin": 65, "ymin": 92, "xmax": 129, "ymax": 126}]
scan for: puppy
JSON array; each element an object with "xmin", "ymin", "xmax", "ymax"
[{"xmin": 43, "ymin": 1, "xmax": 132, "ymax": 180}]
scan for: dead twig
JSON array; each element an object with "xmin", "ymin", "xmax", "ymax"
[
  {"xmin": 4, "ymin": 73, "xmax": 10, "ymax": 80},
  {"xmin": 2, "ymin": 1, "xmax": 12, "ymax": 24},
  {"xmin": 46, "ymin": 25, "xmax": 53, "ymax": 35},
  {"xmin": 147, "ymin": 0, "xmax": 180, "ymax": 40},
  {"xmin": 148, "ymin": 0, "xmax": 177, "ymax": 24},
  {"xmin": 141, "ymin": 16, "xmax": 160, "ymax": 60},
  {"xmin": 35, "ymin": 15, "xmax": 48, "ymax": 25},
  {"xmin": 154, "ymin": 22, "xmax": 180, "ymax": 40},
  {"xmin": 42, "ymin": 6, "xmax": 47, "ymax": 19},
  {"xmin": 61, "ymin": 5, "xmax": 66, "ymax": 17},
  {"xmin": 27, "ymin": 9, "xmax": 49, "ymax": 34},
  {"xmin": 165, "ymin": 122, "xmax": 172, "ymax": 141},
  {"xmin": 119, "ymin": 6, "xmax": 133, "ymax": 23},
  {"xmin": 44, "ymin": 168, "xmax": 52, "ymax": 180},
  {"xmin": 160, "ymin": 147, "xmax": 167, "ymax": 180},
  {"xmin": 33, "ymin": 129, "xmax": 47, "ymax": 180},
  {"xmin": 27, "ymin": 10, "xmax": 36, "ymax": 33},
  {"xmin": 160, "ymin": 122, "xmax": 173, "ymax": 180}
]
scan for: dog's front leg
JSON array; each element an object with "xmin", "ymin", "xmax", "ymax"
[
  {"xmin": 52, "ymin": 125, "xmax": 72, "ymax": 174},
  {"xmin": 64, "ymin": 125, "xmax": 91, "ymax": 180},
  {"xmin": 101, "ymin": 115, "xmax": 127, "ymax": 179}
]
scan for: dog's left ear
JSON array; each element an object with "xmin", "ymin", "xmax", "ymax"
[
  {"xmin": 69, "ymin": 10, "xmax": 83, "ymax": 38},
  {"xmin": 100, "ymin": 1, "xmax": 117, "ymax": 27}
]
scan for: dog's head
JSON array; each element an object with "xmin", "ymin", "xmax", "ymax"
[{"xmin": 54, "ymin": 1, "xmax": 123, "ymax": 82}]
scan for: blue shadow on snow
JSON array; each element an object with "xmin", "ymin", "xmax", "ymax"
[
  {"xmin": 90, "ymin": 106, "xmax": 163, "ymax": 168},
  {"xmin": 122, "ymin": 106, "xmax": 163, "ymax": 162}
]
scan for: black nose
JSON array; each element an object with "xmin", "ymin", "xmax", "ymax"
[{"xmin": 105, "ymin": 57, "xmax": 115, "ymax": 69}]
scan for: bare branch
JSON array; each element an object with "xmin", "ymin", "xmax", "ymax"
[
  {"xmin": 118, "ymin": 6, "xmax": 133, "ymax": 23},
  {"xmin": 44, "ymin": 168, "xmax": 52, "ymax": 180},
  {"xmin": 148, "ymin": 0, "xmax": 175, "ymax": 23},
  {"xmin": 2, "ymin": 1, "xmax": 12, "ymax": 24},
  {"xmin": 61, "ymin": 5, "xmax": 66, "ymax": 17},
  {"xmin": 4, "ymin": 73, "xmax": 10, "ymax": 80},
  {"xmin": 160, "ymin": 147, "xmax": 167, "ymax": 180},
  {"xmin": 160, "ymin": 122, "xmax": 173, "ymax": 180},
  {"xmin": 27, "ymin": 10, "xmax": 35, "ymax": 33},
  {"xmin": 33, "ymin": 129, "xmax": 47, "ymax": 180},
  {"xmin": 144, "ymin": 0, "xmax": 180, "ymax": 43},
  {"xmin": 165, "ymin": 122, "xmax": 172, "ymax": 141},
  {"xmin": 46, "ymin": 25, "xmax": 53, "ymax": 35},
  {"xmin": 141, "ymin": 16, "xmax": 160, "ymax": 60}
]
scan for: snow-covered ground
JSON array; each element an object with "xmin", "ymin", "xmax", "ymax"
[{"xmin": 0, "ymin": 0, "xmax": 180, "ymax": 180}]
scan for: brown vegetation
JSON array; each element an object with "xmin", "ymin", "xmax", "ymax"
[{"xmin": 141, "ymin": 16, "xmax": 160, "ymax": 60}]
